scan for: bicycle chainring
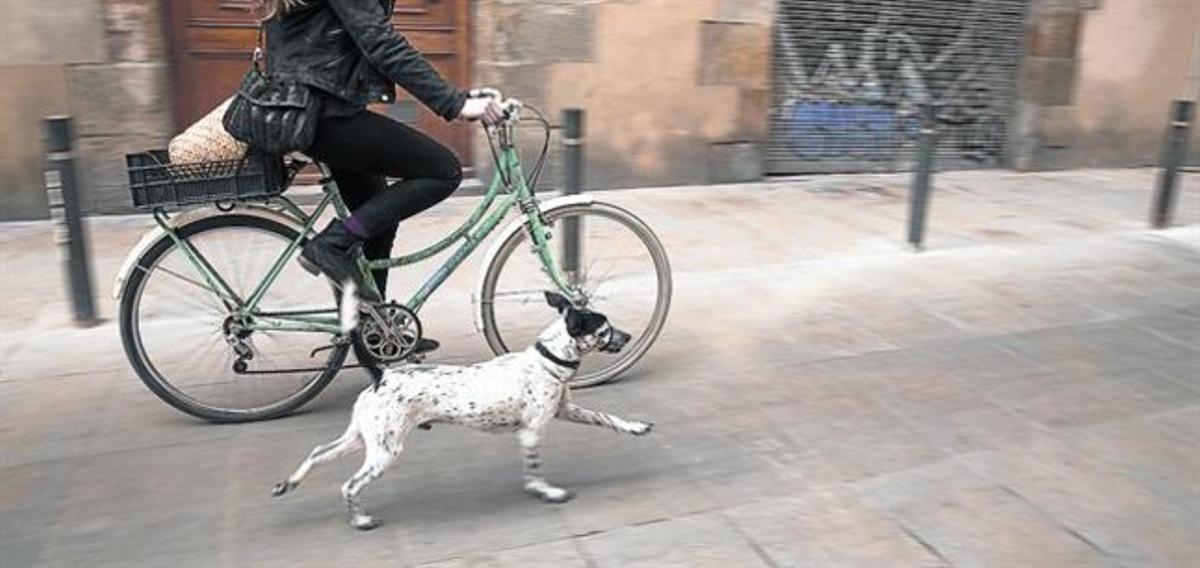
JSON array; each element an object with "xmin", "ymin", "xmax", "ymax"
[{"xmin": 357, "ymin": 302, "xmax": 422, "ymax": 365}]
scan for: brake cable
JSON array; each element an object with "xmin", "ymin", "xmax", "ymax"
[{"xmin": 482, "ymin": 103, "xmax": 553, "ymax": 192}]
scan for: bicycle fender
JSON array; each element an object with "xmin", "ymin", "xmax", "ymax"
[
  {"xmin": 471, "ymin": 193, "xmax": 596, "ymax": 332},
  {"xmin": 112, "ymin": 205, "xmax": 303, "ymax": 300}
]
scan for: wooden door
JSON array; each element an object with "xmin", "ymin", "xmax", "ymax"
[{"xmin": 165, "ymin": 0, "xmax": 473, "ymax": 161}]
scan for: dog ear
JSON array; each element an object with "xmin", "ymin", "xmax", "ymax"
[
  {"xmin": 565, "ymin": 308, "xmax": 586, "ymax": 337},
  {"xmin": 544, "ymin": 291, "xmax": 572, "ymax": 313}
]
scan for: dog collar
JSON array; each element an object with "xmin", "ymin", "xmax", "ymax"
[{"xmin": 535, "ymin": 342, "xmax": 580, "ymax": 369}]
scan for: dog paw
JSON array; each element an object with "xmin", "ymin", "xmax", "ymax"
[
  {"xmin": 350, "ymin": 514, "xmax": 383, "ymax": 531},
  {"xmin": 271, "ymin": 481, "xmax": 294, "ymax": 497},
  {"xmin": 631, "ymin": 421, "xmax": 653, "ymax": 436},
  {"xmin": 525, "ymin": 484, "xmax": 575, "ymax": 504},
  {"xmin": 540, "ymin": 487, "xmax": 575, "ymax": 504}
]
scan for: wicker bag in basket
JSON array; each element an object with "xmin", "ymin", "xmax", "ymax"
[{"xmin": 168, "ymin": 98, "xmax": 248, "ymax": 164}]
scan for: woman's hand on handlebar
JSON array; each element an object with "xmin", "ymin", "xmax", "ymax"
[{"xmin": 459, "ymin": 92, "xmax": 505, "ymax": 126}]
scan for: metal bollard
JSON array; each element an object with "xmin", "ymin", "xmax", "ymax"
[
  {"xmin": 561, "ymin": 109, "xmax": 584, "ymax": 279},
  {"xmin": 907, "ymin": 104, "xmax": 938, "ymax": 250},
  {"xmin": 1151, "ymin": 99, "xmax": 1194, "ymax": 229},
  {"xmin": 44, "ymin": 116, "xmax": 98, "ymax": 326}
]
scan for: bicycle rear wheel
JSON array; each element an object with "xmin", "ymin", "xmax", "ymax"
[
  {"xmin": 118, "ymin": 214, "xmax": 348, "ymax": 422},
  {"xmin": 480, "ymin": 202, "xmax": 671, "ymax": 387}
]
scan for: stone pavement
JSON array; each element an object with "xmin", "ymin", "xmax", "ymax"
[{"xmin": 0, "ymin": 168, "xmax": 1198, "ymax": 567}]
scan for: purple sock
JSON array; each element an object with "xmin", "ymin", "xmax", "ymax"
[{"xmin": 343, "ymin": 215, "xmax": 369, "ymax": 239}]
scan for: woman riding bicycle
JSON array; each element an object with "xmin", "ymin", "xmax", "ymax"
[
  {"xmin": 254, "ymin": 0, "xmax": 503, "ymax": 305},
  {"xmin": 118, "ymin": 1, "xmax": 670, "ymax": 423}
]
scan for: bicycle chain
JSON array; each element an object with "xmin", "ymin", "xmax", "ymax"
[
  {"xmin": 228, "ymin": 301, "xmax": 425, "ymax": 376},
  {"xmin": 233, "ymin": 362, "xmax": 369, "ymax": 376},
  {"xmin": 231, "ymin": 350, "xmax": 425, "ymax": 376},
  {"xmin": 234, "ymin": 355, "xmax": 435, "ymax": 375}
]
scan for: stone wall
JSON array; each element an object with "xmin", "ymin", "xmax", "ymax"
[
  {"xmin": 0, "ymin": 0, "xmax": 171, "ymax": 220},
  {"xmin": 473, "ymin": 0, "xmax": 774, "ymax": 190},
  {"xmin": 1015, "ymin": 0, "xmax": 1200, "ymax": 169},
  {"xmin": 2, "ymin": 0, "xmax": 1193, "ymax": 219},
  {"xmin": 476, "ymin": 0, "xmax": 1199, "ymax": 184}
]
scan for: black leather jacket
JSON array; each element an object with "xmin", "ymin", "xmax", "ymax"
[{"xmin": 265, "ymin": 0, "xmax": 467, "ymax": 121}]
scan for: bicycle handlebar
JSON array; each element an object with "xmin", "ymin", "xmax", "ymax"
[
  {"xmin": 468, "ymin": 88, "xmax": 502, "ymax": 100},
  {"xmin": 468, "ymin": 88, "xmax": 523, "ymax": 122}
]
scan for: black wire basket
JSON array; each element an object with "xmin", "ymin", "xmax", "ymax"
[{"xmin": 126, "ymin": 150, "xmax": 287, "ymax": 209}]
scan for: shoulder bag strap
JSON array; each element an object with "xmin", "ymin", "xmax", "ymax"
[{"xmin": 253, "ymin": 23, "xmax": 267, "ymax": 75}]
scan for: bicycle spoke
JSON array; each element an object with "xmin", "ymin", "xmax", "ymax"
[
  {"xmin": 483, "ymin": 204, "xmax": 670, "ymax": 387},
  {"xmin": 138, "ymin": 263, "xmax": 224, "ymax": 303},
  {"xmin": 149, "ymin": 249, "xmax": 238, "ymax": 318},
  {"xmin": 127, "ymin": 218, "xmax": 344, "ymax": 418},
  {"xmin": 168, "ymin": 331, "xmax": 222, "ymax": 378},
  {"xmin": 484, "ymin": 289, "xmax": 547, "ymax": 304}
]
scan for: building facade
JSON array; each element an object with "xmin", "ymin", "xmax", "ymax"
[{"xmin": 1, "ymin": 0, "xmax": 1197, "ymax": 220}]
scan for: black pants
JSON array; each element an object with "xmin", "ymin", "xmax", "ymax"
[{"xmin": 306, "ymin": 111, "xmax": 463, "ymax": 293}]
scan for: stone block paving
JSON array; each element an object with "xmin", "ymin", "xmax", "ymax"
[{"xmin": 0, "ymin": 168, "xmax": 1197, "ymax": 566}]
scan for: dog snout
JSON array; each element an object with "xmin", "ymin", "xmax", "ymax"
[{"xmin": 602, "ymin": 329, "xmax": 632, "ymax": 353}]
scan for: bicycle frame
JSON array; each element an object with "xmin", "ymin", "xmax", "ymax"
[{"xmin": 148, "ymin": 121, "xmax": 573, "ymax": 337}]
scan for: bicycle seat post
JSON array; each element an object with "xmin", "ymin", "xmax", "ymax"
[
  {"xmin": 316, "ymin": 161, "xmax": 335, "ymax": 185},
  {"xmin": 313, "ymin": 161, "xmax": 353, "ymax": 220}
]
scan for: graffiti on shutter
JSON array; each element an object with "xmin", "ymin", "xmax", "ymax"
[{"xmin": 768, "ymin": 0, "xmax": 1028, "ymax": 174}]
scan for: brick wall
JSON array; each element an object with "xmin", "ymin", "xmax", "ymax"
[{"xmin": 0, "ymin": 0, "xmax": 171, "ymax": 220}]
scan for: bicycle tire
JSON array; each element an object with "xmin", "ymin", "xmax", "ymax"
[
  {"xmin": 118, "ymin": 214, "xmax": 348, "ymax": 423},
  {"xmin": 479, "ymin": 202, "xmax": 672, "ymax": 388}
]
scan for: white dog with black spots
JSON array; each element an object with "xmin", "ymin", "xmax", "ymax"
[{"xmin": 271, "ymin": 291, "xmax": 653, "ymax": 530}]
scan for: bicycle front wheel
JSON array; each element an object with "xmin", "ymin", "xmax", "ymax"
[
  {"xmin": 118, "ymin": 214, "xmax": 348, "ymax": 422},
  {"xmin": 480, "ymin": 202, "xmax": 672, "ymax": 387}
]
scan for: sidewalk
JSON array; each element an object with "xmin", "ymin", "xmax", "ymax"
[
  {"xmin": 2, "ymin": 168, "xmax": 1195, "ymax": 334},
  {"xmin": 1, "ymin": 168, "xmax": 1198, "ymax": 566}
]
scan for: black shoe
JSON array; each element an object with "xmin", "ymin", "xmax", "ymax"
[
  {"xmin": 414, "ymin": 337, "xmax": 440, "ymax": 354},
  {"xmin": 298, "ymin": 221, "xmax": 381, "ymax": 302}
]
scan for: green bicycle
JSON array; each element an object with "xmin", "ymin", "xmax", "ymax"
[{"xmin": 115, "ymin": 90, "xmax": 672, "ymax": 423}]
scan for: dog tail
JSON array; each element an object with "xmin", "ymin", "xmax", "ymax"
[{"xmin": 340, "ymin": 280, "xmax": 360, "ymax": 335}]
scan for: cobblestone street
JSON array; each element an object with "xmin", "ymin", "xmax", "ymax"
[{"xmin": 1, "ymin": 169, "xmax": 1198, "ymax": 566}]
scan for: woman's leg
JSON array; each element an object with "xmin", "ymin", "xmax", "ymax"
[
  {"xmin": 308, "ymin": 111, "xmax": 463, "ymax": 236},
  {"xmin": 328, "ymin": 167, "xmax": 396, "ymax": 296},
  {"xmin": 303, "ymin": 111, "xmax": 463, "ymax": 300}
]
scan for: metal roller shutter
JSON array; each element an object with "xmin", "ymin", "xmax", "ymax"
[{"xmin": 768, "ymin": 0, "xmax": 1029, "ymax": 174}]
